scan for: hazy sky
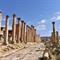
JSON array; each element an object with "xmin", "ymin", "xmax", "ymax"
[{"xmin": 0, "ymin": 0, "xmax": 60, "ymax": 36}]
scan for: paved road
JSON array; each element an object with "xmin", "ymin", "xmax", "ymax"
[{"xmin": 0, "ymin": 43, "xmax": 45, "ymax": 60}]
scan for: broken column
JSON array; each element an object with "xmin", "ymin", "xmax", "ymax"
[
  {"xmin": 4, "ymin": 15, "xmax": 9, "ymax": 45},
  {"xmin": 12, "ymin": 14, "xmax": 16, "ymax": 44}
]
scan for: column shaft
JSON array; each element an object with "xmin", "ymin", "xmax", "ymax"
[
  {"xmin": 12, "ymin": 14, "xmax": 16, "ymax": 43},
  {"xmin": 4, "ymin": 15, "xmax": 9, "ymax": 45}
]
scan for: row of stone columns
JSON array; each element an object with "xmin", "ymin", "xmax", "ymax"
[{"xmin": 2, "ymin": 14, "xmax": 37, "ymax": 45}]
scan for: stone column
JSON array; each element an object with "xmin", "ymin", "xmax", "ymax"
[
  {"xmin": 12, "ymin": 14, "xmax": 16, "ymax": 44},
  {"xmin": 0, "ymin": 11, "xmax": 2, "ymax": 33},
  {"xmin": 25, "ymin": 25, "xmax": 27, "ymax": 43},
  {"xmin": 26, "ymin": 25, "xmax": 32, "ymax": 42},
  {"xmin": 34, "ymin": 29, "xmax": 36, "ymax": 42},
  {"xmin": 4, "ymin": 15, "xmax": 9, "ymax": 45},
  {"xmin": 26, "ymin": 25, "xmax": 29, "ymax": 42},
  {"xmin": 31, "ymin": 25, "xmax": 35, "ymax": 42},
  {"xmin": 23, "ymin": 22, "xmax": 26, "ymax": 43},
  {"xmin": 21, "ymin": 20, "xmax": 26, "ymax": 43},
  {"xmin": 20, "ymin": 21, "xmax": 24, "ymax": 42},
  {"xmin": 52, "ymin": 22, "xmax": 55, "ymax": 44},
  {"xmin": 0, "ymin": 11, "xmax": 2, "ymax": 41},
  {"xmin": 17, "ymin": 18, "xmax": 21, "ymax": 43}
]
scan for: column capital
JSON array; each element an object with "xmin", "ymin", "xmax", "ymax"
[
  {"xmin": 17, "ymin": 17, "xmax": 21, "ymax": 21},
  {"xmin": 0, "ymin": 11, "xmax": 2, "ymax": 13},
  {"xmin": 21, "ymin": 20, "xmax": 24, "ymax": 23},
  {"xmin": 52, "ymin": 22, "xmax": 55, "ymax": 24},
  {"xmin": 13, "ymin": 14, "xmax": 16, "ymax": 17},
  {"xmin": 31, "ymin": 25, "xmax": 34, "ymax": 28},
  {"xmin": 6, "ymin": 15, "xmax": 9, "ymax": 18}
]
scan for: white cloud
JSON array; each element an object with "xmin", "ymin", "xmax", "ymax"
[
  {"xmin": 41, "ymin": 19, "xmax": 46, "ymax": 23},
  {"xmin": 37, "ymin": 19, "xmax": 46, "ymax": 25},
  {"xmin": 51, "ymin": 15, "xmax": 60, "ymax": 21},
  {"xmin": 35, "ymin": 19, "xmax": 46, "ymax": 33},
  {"xmin": 56, "ymin": 15, "xmax": 60, "ymax": 20}
]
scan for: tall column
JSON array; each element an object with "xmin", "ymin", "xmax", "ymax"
[
  {"xmin": 20, "ymin": 20, "xmax": 25, "ymax": 43},
  {"xmin": 0, "ymin": 11, "xmax": 2, "ymax": 33},
  {"xmin": 26, "ymin": 25, "xmax": 29, "ymax": 42},
  {"xmin": 25, "ymin": 24, "xmax": 27, "ymax": 43},
  {"xmin": 31, "ymin": 25, "xmax": 35, "ymax": 42},
  {"xmin": 23, "ymin": 22, "xmax": 26, "ymax": 43},
  {"xmin": 20, "ymin": 21, "xmax": 24, "ymax": 42},
  {"xmin": 26, "ymin": 25, "xmax": 32, "ymax": 42},
  {"xmin": 51, "ymin": 32, "xmax": 54, "ymax": 43},
  {"xmin": 4, "ymin": 15, "xmax": 9, "ymax": 45},
  {"xmin": 52, "ymin": 22, "xmax": 55, "ymax": 44},
  {"xmin": 12, "ymin": 14, "xmax": 16, "ymax": 44},
  {"xmin": 56, "ymin": 31, "xmax": 59, "ymax": 44},
  {"xmin": 17, "ymin": 18, "xmax": 21, "ymax": 43}
]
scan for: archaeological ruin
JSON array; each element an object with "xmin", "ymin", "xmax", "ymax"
[{"xmin": 0, "ymin": 11, "xmax": 41, "ymax": 46}]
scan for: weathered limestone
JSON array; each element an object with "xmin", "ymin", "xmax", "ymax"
[
  {"xmin": 31, "ymin": 25, "xmax": 35, "ymax": 42},
  {"xmin": 51, "ymin": 32, "xmax": 54, "ymax": 43},
  {"xmin": 23, "ymin": 22, "xmax": 26, "ymax": 43},
  {"xmin": 4, "ymin": 15, "xmax": 9, "ymax": 45},
  {"xmin": 0, "ymin": 11, "xmax": 3, "ymax": 41},
  {"xmin": 0, "ymin": 11, "xmax": 2, "ymax": 33},
  {"xmin": 20, "ymin": 20, "xmax": 25, "ymax": 43},
  {"xmin": 26, "ymin": 25, "xmax": 32, "ymax": 42},
  {"xmin": 12, "ymin": 14, "xmax": 16, "ymax": 43},
  {"xmin": 34, "ymin": 29, "xmax": 36, "ymax": 42},
  {"xmin": 52, "ymin": 22, "xmax": 56, "ymax": 44},
  {"xmin": 16, "ymin": 18, "xmax": 21, "ymax": 43}
]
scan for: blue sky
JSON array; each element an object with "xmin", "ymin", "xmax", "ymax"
[{"xmin": 0, "ymin": 0, "xmax": 60, "ymax": 37}]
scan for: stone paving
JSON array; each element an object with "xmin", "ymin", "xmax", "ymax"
[{"xmin": 0, "ymin": 43, "xmax": 45, "ymax": 60}]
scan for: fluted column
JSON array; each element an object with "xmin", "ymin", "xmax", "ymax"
[
  {"xmin": 4, "ymin": 15, "xmax": 9, "ymax": 45},
  {"xmin": 12, "ymin": 14, "xmax": 16, "ymax": 43}
]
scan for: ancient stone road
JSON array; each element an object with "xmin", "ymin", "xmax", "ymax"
[{"xmin": 0, "ymin": 43, "xmax": 45, "ymax": 60}]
